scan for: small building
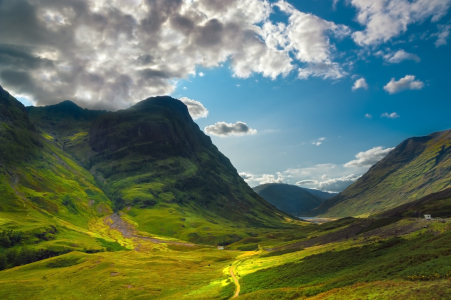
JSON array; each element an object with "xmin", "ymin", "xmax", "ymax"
[
  {"xmin": 424, "ymin": 214, "xmax": 432, "ymax": 220},
  {"xmin": 217, "ymin": 246, "xmax": 224, "ymax": 250}
]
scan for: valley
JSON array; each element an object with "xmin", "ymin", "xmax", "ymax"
[{"xmin": 2, "ymin": 84, "xmax": 451, "ymax": 299}]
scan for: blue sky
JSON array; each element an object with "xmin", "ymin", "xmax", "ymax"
[
  {"xmin": 171, "ymin": 0, "xmax": 451, "ymax": 190},
  {"xmin": 1, "ymin": 0, "xmax": 451, "ymax": 191}
]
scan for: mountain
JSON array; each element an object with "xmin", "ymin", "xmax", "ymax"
[
  {"xmin": 253, "ymin": 183, "xmax": 323, "ymax": 215},
  {"xmin": 310, "ymin": 129, "xmax": 451, "ymax": 217},
  {"xmin": 301, "ymin": 187, "xmax": 337, "ymax": 200},
  {"xmin": 377, "ymin": 187, "xmax": 451, "ymax": 219},
  {"xmin": 0, "ymin": 85, "xmax": 113, "ymax": 247},
  {"xmin": 23, "ymin": 94, "xmax": 293, "ymax": 245},
  {"xmin": 0, "ymin": 85, "xmax": 41, "ymax": 166}
]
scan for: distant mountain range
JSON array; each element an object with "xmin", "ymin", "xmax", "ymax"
[
  {"xmin": 253, "ymin": 183, "xmax": 335, "ymax": 216},
  {"xmin": 310, "ymin": 129, "xmax": 451, "ymax": 217}
]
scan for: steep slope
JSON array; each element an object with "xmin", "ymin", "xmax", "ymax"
[
  {"xmin": 83, "ymin": 97, "xmax": 291, "ymax": 244},
  {"xmin": 377, "ymin": 187, "xmax": 451, "ymax": 219},
  {"xmin": 26, "ymin": 95, "xmax": 294, "ymax": 245},
  {"xmin": 253, "ymin": 183, "xmax": 323, "ymax": 215},
  {"xmin": 27, "ymin": 101, "xmax": 108, "ymax": 167},
  {"xmin": 0, "ymin": 85, "xmax": 41, "ymax": 166},
  {"xmin": 0, "ymin": 86, "xmax": 113, "ymax": 254},
  {"xmin": 311, "ymin": 129, "xmax": 451, "ymax": 217},
  {"xmin": 301, "ymin": 187, "xmax": 337, "ymax": 200}
]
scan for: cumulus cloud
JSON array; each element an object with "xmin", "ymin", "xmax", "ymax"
[
  {"xmin": 344, "ymin": 146, "xmax": 394, "ymax": 168},
  {"xmin": 384, "ymin": 50, "xmax": 420, "ymax": 63},
  {"xmin": 350, "ymin": 0, "xmax": 451, "ymax": 46},
  {"xmin": 434, "ymin": 24, "xmax": 451, "ymax": 47},
  {"xmin": 381, "ymin": 112, "xmax": 400, "ymax": 119},
  {"xmin": 239, "ymin": 172, "xmax": 254, "ymax": 181},
  {"xmin": 317, "ymin": 174, "xmax": 361, "ymax": 192},
  {"xmin": 384, "ymin": 75, "xmax": 425, "ymax": 94},
  {"xmin": 264, "ymin": 1, "xmax": 350, "ymax": 80},
  {"xmin": 365, "ymin": 113, "xmax": 372, "ymax": 119},
  {"xmin": 352, "ymin": 78, "xmax": 368, "ymax": 90},
  {"xmin": 296, "ymin": 174, "xmax": 360, "ymax": 192},
  {"xmin": 204, "ymin": 121, "xmax": 257, "ymax": 137},
  {"xmin": 255, "ymin": 172, "xmax": 285, "ymax": 184},
  {"xmin": 0, "ymin": 0, "xmax": 350, "ymax": 109},
  {"xmin": 179, "ymin": 97, "xmax": 208, "ymax": 120}
]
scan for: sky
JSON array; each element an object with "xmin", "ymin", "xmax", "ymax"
[{"xmin": 1, "ymin": 0, "xmax": 450, "ymax": 192}]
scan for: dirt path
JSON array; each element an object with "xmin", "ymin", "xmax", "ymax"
[
  {"xmin": 230, "ymin": 266, "xmax": 240, "ymax": 298},
  {"xmin": 106, "ymin": 213, "xmax": 195, "ymax": 248}
]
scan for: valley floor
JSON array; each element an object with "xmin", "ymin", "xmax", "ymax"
[{"xmin": 1, "ymin": 214, "xmax": 451, "ymax": 299}]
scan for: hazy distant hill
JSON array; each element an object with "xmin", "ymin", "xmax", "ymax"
[
  {"xmin": 310, "ymin": 129, "xmax": 451, "ymax": 217},
  {"xmin": 253, "ymin": 183, "xmax": 323, "ymax": 215},
  {"xmin": 301, "ymin": 187, "xmax": 337, "ymax": 200}
]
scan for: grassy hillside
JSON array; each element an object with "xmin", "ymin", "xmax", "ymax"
[
  {"xmin": 377, "ymin": 187, "xmax": 451, "ymax": 219},
  {"xmin": 84, "ymin": 97, "xmax": 293, "ymax": 244},
  {"xmin": 311, "ymin": 129, "xmax": 451, "ymax": 217},
  {"xmin": 0, "ymin": 85, "xmax": 41, "ymax": 166},
  {"xmin": 25, "ymin": 95, "xmax": 295, "ymax": 246},
  {"xmin": 2, "ymin": 210, "xmax": 450, "ymax": 299},
  {"xmin": 253, "ymin": 183, "xmax": 323, "ymax": 215}
]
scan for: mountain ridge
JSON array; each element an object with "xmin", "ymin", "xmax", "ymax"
[
  {"xmin": 253, "ymin": 183, "xmax": 323, "ymax": 216},
  {"xmin": 310, "ymin": 129, "xmax": 451, "ymax": 217}
]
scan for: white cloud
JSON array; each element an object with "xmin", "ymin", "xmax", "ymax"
[
  {"xmin": 204, "ymin": 121, "xmax": 257, "ymax": 137},
  {"xmin": 365, "ymin": 113, "xmax": 372, "ymax": 119},
  {"xmin": 298, "ymin": 62, "xmax": 347, "ymax": 80},
  {"xmin": 352, "ymin": 78, "xmax": 368, "ymax": 90},
  {"xmin": 255, "ymin": 172, "xmax": 285, "ymax": 184},
  {"xmin": 344, "ymin": 146, "xmax": 394, "ymax": 168},
  {"xmin": 0, "ymin": 0, "xmax": 349, "ymax": 109},
  {"xmin": 434, "ymin": 24, "xmax": 451, "ymax": 47},
  {"xmin": 350, "ymin": 0, "xmax": 451, "ymax": 46},
  {"xmin": 317, "ymin": 174, "xmax": 361, "ymax": 192},
  {"xmin": 266, "ymin": 1, "xmax": 350, "ymax": 80},
  {"xmin": 312, "ymin": 137, "xmax": 326, "ymax": 146},
  {"xmin": 296, "ymin": 179, "xmax": 318, "ymax": 185},
  {"xmin": 198, "ymin": 72, "xmax": 205, "ymax": 77},
  {"xmin": 381, "ymin": 112, "xmax": 400, "ymax": 119},
  {"xmin": 295, "ymin": 173, "xmax": 360, "ymax": 192},
  {"xmin": 179, "ymin": 97, "xmax": 208, "ymax": 120},
  {"xmin": 384, "ymin": 50, "xmax": 420, "ymax": 63},
  {"xmin": 239, "ymin": 172, "xmax": 254, "ymax": 181},
  {"xmin": 384, "ymin": 75, "xmax": 425, "ymax": 94}
]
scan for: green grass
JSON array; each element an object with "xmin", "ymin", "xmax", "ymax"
[{"xmin": 239, "ymin": 228, "xmax": 451, "ymax": 298}]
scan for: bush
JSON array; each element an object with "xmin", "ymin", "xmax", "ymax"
[{"xmin": 0, "ymin": 254, "xmax": 7, "ymax": 271}]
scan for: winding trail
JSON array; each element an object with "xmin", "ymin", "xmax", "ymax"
[{"xmin": 230, "ymin": 266, "xmax": 240, "ymax": 298}]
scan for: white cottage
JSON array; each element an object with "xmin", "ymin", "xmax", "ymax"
[{"xmin": 424, "ymin": 214, "xmax": 432, "ymax": 220}]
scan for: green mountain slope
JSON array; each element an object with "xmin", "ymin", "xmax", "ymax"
[
  {"xmin": 311, "ymin": 129, "xmax": 451, "ymax": 217},
  {"xmin": 25, "ymin": 95, "xmax": 293, "ymax": 245},
  {"xmin": 0, "ymin": 85, "xmax": 41, "ymax": 166},
  {"xmin": 377, "ymin": 187, "xmax": 451, "ymax": 219},
  {"xmin": 253, "ymin": 183, "xmax": 323, "ymax": 215},
  {"xmin": 0, "ymin": 85, "xmax": 114, "ymax": 255}
]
